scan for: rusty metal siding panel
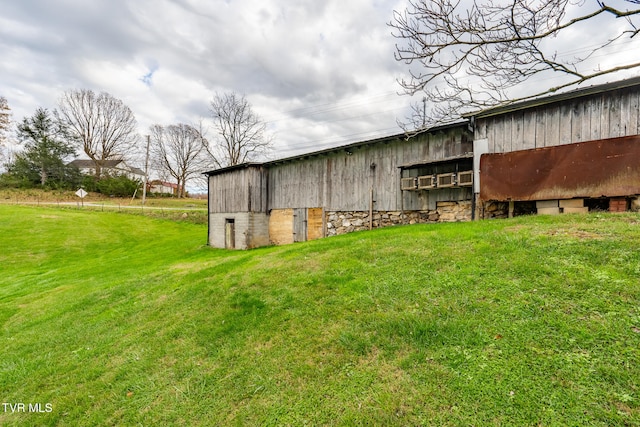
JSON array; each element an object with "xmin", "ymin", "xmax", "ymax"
[{"xmin": 480, "ymin": 135, "xmax": 640, "ymax": 201}]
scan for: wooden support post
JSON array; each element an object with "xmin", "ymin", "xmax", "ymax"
[
  {"xmin": 369, "ymin": 187, "xmax": 373, "ymax": 230},
  {"xmin": 508, "ymin": 200, "xmax": 514, "ymax": 218}
]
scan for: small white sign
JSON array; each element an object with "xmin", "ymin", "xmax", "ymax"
[{"xmin": 75, "ymin": 188, "xmax": 88, "ymax": 198}]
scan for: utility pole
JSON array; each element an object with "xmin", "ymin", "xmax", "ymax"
[
  {"xmin": 422, "ymin": 96, "xmax": 427, "ymax": 128},
  {"xmin": 142, "ymin": 134, "xmax": 150, "ymax": 205}
]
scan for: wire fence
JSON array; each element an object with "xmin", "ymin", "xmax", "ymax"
[{"xmin": 0, "ymin": 196, "xmax": 208, "ymax": 224}]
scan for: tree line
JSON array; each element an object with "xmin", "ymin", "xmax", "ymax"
[{"xmin": 0, "ymin": 90, "xmax": 271, "ymax": 197}]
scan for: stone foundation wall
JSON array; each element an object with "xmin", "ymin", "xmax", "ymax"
[
  {"xmin": 482, "ymin": 201, "xmax": 509, "ymax": 219},
  {"xmin": 326, "ymin": 201, "xmax": 472, "ymax": 236}
]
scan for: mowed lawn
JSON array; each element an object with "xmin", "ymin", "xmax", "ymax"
[{"xmin": 1, "ymin": 206, "xmax": 639, "ymax": 426}]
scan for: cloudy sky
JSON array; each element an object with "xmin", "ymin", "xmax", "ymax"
[
  {"xmin": 1, "ymin": 0, "xmax": 639, "ymax": 170},
  {"xmin": 1, "ymin": 0, "xmax": 416, "ymax": 162}
]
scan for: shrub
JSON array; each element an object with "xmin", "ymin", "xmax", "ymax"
[{"xmin": 95, "ymin": 175, "xmax": 141, "ymax": 198}]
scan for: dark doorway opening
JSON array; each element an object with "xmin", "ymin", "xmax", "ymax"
[{"xmin": 225, "ymin": 219, "xmax": 235, "ymax": 249}]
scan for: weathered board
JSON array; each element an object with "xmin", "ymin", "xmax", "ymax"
[
  {"xmin": 307, "ymin": 208, "xmax": 324, "ymax": 240},
  {"xmin": 269, "ymin": 209, "xmax": 294, "ymax": 245},
  {"xmin": 293, "ymin": 208, "xmax": 307, "ymax": 243}
]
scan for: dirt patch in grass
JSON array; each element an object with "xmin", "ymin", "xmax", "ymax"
[
  {"xmin": 505, "ymin": 225, "xmax": 605, "ymax": 240},
  {"xmin": 546, "ymin": 229, "xmax": 605, "ymax": 239}
]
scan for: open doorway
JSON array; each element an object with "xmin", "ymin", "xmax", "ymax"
[{"xmin": 225, "ymin": 218, "xmax": 235, "ymax": 249}]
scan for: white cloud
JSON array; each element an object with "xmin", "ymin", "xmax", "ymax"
[{"xmin": 2, "ymin": 0, "xmax": 637, "ymax": 172}]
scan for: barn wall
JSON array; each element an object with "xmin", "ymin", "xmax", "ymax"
[
  {"xmin": 326, "ymin": 201, "xmax": 472, "ymax": 235},
  {"xmin": 208, "ymin": 212, "xmax": 269, "ymax": 249},
  {"xmin": 208, "ymin": 166, "xmax": 268, "ymax": 213},
  {"xmin": 474, "ymin": 81, "xmax": 640, "ymax": 209},
  {"xmin": 268, "ymin": 126, "xmax": 473, "ymax": 212},
  {"xmin": 476, "ymin": 85, "xmax": 640, "ymax": 153}
]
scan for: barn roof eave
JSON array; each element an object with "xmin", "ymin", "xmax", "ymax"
[
  {"xmin": 203, "ymin": 162, "xmax": 265, "ymax": 176},
  {"xmin": 465, "ymin": 74, "xmax": 640, "ymax": 119}
]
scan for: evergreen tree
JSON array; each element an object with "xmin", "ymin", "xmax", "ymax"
[{"xmin": 9, "ymin": 108, "xmax": 77, "ymax": 188}]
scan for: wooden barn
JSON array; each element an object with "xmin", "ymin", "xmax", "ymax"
[
  {"xmin": 206, "ymin": 75, "xmax": 640, "ymax": 248},
  {"xmin": 205, "ymin": 123, "xmax": 474, "ymax": 248},
  {"xmin": 468, "ymin": 75, "xmax": 640, "ymax": 217}
]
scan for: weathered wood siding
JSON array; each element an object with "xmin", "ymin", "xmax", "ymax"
[
  {"xmin": 268, "ymin": 126, "xmax": 472, "ymax": 211},
  {"xmin": 476, "ymin": 86, "xmax": 640, "ymax": 153},
  {"xmin": 401, "ymin": 186, "xmax": 474, "ymax": 211},
  {"xmin": 208, "ymin": 166, "xmax": 268, "ymax": 213}
]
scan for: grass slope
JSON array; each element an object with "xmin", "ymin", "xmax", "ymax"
[{"xmin": 1, "ymin": 206, "xmax": 639, "ymax": 426}]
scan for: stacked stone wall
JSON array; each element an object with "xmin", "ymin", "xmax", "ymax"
[
  {"xmin": 326, "ymin": 201, "xmax": 472, "ymax": 236},
  {"xmin": 482, "ymin": 201, "xmax": 509, "ymax": 219}
]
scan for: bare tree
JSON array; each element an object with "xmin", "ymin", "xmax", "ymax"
[
  {"xmin": 390, "ymin": 0, "xmax": 640, "ymax": 130},
  {"xmin": 150, "ymin": 123, "xmax": 208, "ymax": 198},
  {"xmin": 207, "ymin": 92, "xmax": 272, "ymax": 168},
  {"xmin": 57, "ymin": 89, "xmax": 138, "ymax": 177},
  {"xmin": 0, "ymin": 96, "xmax": 10, "ymax": 147}
]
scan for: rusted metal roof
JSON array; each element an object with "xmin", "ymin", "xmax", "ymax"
[{"xmin": 480, "ymin": 135, "xmax": 640, "ymax": 201}]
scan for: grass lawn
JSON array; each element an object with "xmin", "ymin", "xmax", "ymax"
[{"xmin": 0, "ymin": 206, "xmax": 639, "ymax": 425}]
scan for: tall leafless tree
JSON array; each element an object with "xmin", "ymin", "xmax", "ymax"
[
  {"xmin": 57, "ymin": 89, "xmax": 138, "ymax": 177},
  {"xmin": 0, "ymin": 96, "xmax": 10, "ymax": 147},
  {"xmin": 150, "ymin": 123, "xmax": 208, "ymax": 198},
  {"xmin": 390, "ymin": 0, "xmax": 640, "ymax": 130},
  {"xmin": 207, "ymin": 92, "xmax": 272, "ymax": 168}
]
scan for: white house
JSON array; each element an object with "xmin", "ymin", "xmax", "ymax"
[{"xmin": 68, "ymin": 159, "xmax": 145, "ymax": 181}]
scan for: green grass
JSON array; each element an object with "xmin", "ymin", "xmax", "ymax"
[{"xmin": 1, "ymin": 206, "xmax": 639, "ymax": 426}]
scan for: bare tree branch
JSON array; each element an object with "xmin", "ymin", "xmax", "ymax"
[
  {"xmin": 390, "ymin": 0, "xmax": 640, "ymax": 132},
  {"xmin": 0, "ymin": 96, "xmax": 10, "ymax": 148}
]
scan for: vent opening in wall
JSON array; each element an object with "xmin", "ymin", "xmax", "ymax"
[
  {"xmin": 437, "ymin": 173, "xmax": 456, "ymax": 188},
  {"xmin": 457, "ymin": 170, "xmax": 473, "ymax": 186},
  {"xmin": 401, "ymin": 177, "xmax": 417, "ymax": 190},
  {"xmin": 418, "ymin": 175, "xmax": 436, "ymax": 189}
]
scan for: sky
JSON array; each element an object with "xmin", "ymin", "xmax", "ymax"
[
  {"xmin": 1, "ymin": 0, "xmax": 639, "ymax": 175},
  {"xmin": 0, "ymin": 0, "xmax": 414, "ymax": 163}
]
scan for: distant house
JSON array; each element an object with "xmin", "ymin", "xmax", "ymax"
[
  {"xmin": 147, "ymin": 180, "xmax": 178, "ymax": 195},
  {"xmin": 68, "ymin": 159, "xmax": 145, "ymax": 180}
]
